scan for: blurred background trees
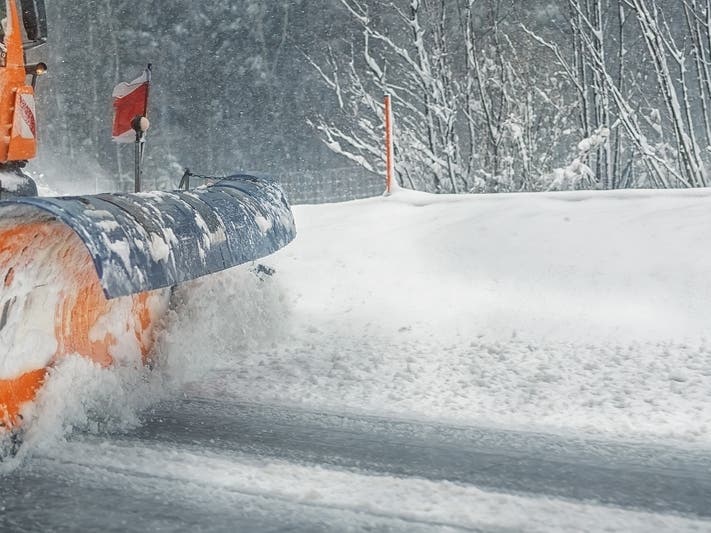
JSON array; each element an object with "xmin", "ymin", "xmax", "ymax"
[{"xmin": 33, "ymin": 0, "xmax": 711, "ymax": 196}]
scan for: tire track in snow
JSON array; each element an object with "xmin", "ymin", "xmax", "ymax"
[{"xmin": 129, "ymin": 398, "xmax": 711, "ymax": 520}]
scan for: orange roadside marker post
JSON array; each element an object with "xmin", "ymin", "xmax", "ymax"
[{"xmin": 384, "ymin": 94, "xmax": 395, "ymax": 194}]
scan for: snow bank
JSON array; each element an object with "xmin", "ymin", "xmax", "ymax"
[
  {"xmin": 278, "ymin": 187, "xmax": 711, "ymax": 343},
  {"xmin": 176, "ymin": 187, "xmax": 711, "ymax": 445}
]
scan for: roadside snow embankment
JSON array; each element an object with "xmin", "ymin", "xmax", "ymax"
[
  {"xmin": 23, "ymin": 187, "xmax": 711, "ymax": 450},
  {"xmin": 173, "ymin": 187, "xmax": 711, "ymax": 445}
]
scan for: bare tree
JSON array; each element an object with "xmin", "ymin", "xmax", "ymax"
[{"xmin": 309, "ymin": 0, "xmax": 576, "ymax": 193}]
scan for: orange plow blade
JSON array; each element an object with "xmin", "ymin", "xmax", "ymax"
[
  {"xmin": 0, "ymin": 175, "xmax": 296, "ymax": 434},
  {"xmin": 0, "ymin": 220, "xmax": 168, "ymax": 429}
]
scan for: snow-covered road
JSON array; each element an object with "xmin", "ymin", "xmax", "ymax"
[
  {"xmin": 3, "ymin": 398, "xmax": 711, "ymax": 532},
  {"xmin": 4, "ymin": 187, "xmax": 711, "ymax": 530}
]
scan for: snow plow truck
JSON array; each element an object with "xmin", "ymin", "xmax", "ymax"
[{"xmin": 0, "ymin": 0, "xmax": 296, "ymax": 441}]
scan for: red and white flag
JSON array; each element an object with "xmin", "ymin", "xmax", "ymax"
[{"xmin": 112, "ymin": 66, "xmax": 151, "ymax": 143}]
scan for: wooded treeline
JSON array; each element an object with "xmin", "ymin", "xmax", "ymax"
[
  {"xmin": 36, "ymin": 0, "xmax": 349, "ymax": 192},
  {"xmin": 33, "ymin": 1, "xmax": 711, "ymax": 194}
]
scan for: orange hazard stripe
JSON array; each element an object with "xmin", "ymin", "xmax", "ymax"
[{"xmin": 0, "ymin": 368, "xmax": 47, "ymax": 427}]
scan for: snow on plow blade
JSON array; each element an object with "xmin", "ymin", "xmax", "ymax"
[
  {"xmin": 0, "ymin": 174, "xmax": 295, "ymax": 430},
  {"xmin": 0, "ymin": 174, "xmax": 296, "ymax": 299}
]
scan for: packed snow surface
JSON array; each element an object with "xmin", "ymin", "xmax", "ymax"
[{"xmin": 37, "ymin": 440, "xmax": 709, "ymax": 533}]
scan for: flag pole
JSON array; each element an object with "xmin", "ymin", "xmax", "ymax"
[
  {"xmin": 132, "ymin": 64, "xmax": 151, "ymax": 193},
  {"xmin": 133, "ymin": 137, "xmax": 139, "ymax": 192},
  {"xmin": 144, "ymin": 64, "xmax": 152, "ymax": 112}
]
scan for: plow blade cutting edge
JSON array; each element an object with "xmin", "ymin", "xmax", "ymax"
[{"xmin": 0, "ymin": 174, "xmax": 296, "ymax": 429}]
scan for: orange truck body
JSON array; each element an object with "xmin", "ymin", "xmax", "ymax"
[
  {"xmin": 0, "ymin": 0, "xmax": 139, "ymax": 430},
  {"xmin": 0, "ymin": 0, "xmax": 38, "ymax": 164}
]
